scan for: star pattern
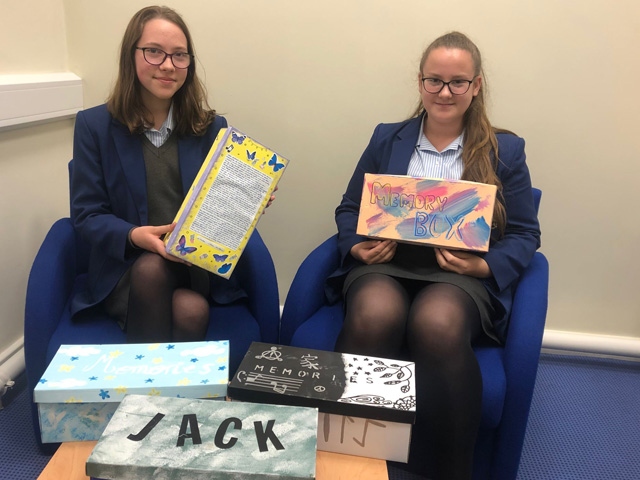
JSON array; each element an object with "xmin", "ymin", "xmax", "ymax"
[{"xmin": 36, "ymin": 342, "xmax": 230, "ymax": 405}]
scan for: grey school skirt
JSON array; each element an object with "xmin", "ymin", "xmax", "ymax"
[{"xmin": 342, "ymin": 243, "xmax": 500, "ymax": 344}]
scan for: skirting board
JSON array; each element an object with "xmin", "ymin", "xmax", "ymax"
[
  {"xmin": 542, "ymin": 329, "xmax": 640, "ymax": 359},
  {"xmin": 0, "ymin": 337, "xmax": 25, "ymax": 396},
  {"xmin": 0, "ymin": 73, "xmax": 83, "ymax": 131}
]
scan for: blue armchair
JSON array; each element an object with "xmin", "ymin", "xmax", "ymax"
[
  {"xmin": 24, "ymin": 216, "xmax": 280, "ymax": 451},
  {"xmin": 280, "ymin": 189, "xmax": 548, "ymax": 480}
]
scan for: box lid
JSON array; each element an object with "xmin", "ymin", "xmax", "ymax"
[
  {"xmin": 228, "ymin": 342, "xmax": 416, "ymax": 424},
  {"xmin": 86, "ymin": 394, "xmax": 317, "ymax": 480},
  {"xmin": 34, "ymin": 341, "xmax": 229, "ymax": 403},
  {"xmin": 357, "ymin": 173, "xmax": 497, "ymax": 252}
]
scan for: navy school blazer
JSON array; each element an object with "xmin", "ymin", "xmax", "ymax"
[
  {"xmin": 331, "ymin": 115, "xmax": 541, "ymax": 340},
  {"xmin": 69, "ymin": 104, "xmax": 245, "ymax": 316}
]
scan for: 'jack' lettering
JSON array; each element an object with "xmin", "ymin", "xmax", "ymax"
[
  {"xmin": 177, "ymin": 414, "xmax": 202, "ymax": 447},
  {"xmin": 254, "ymin": 419, "xmax": 285, "ymax": 452},
  {"xmin": 215, "ymin": 417, "xmax": 241, "ymax": 449},
  {"xmin": 127, "ymin": 412, "xmax": 165, "ymax": 442}
]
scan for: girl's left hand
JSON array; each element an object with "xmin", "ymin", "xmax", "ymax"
[
  {"xmin": 263, "ymin": 186, "xmax": 278, "ymax": 214},
  {"xmin": 434, "ymin": 248, "xmax": 492, "ymax": 278}
]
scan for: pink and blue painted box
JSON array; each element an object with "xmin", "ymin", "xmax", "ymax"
[
  {"xmin": 33, "ymin": 341, "xmax": 229, "ymax": 443},
  {"xmin": 357, "ymin": 173, "xmax": 497, "ymax": 252}
]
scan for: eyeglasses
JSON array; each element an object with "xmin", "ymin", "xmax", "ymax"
[
  {"xmin": 136, "ymin": 47, "xmax": 193, "ymax": 69},
  {"xmin": 421, "ymin": 77, "xmax": 476, "ymax": 95}
]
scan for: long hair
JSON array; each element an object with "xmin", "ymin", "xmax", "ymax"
[
  {"xmin": 106, "ymin": 5, "xmax": 215, "ymax": 136},
  {"xmin": 411, "ymin": 32, "xmax": 507, "ymax": 236}
]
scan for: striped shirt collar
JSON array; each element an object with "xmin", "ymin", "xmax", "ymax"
[
  {"xmin": 416, "ymin": 116, "xmax": 464, "ymax": 153},
  {"xmin": 144, "ymin": 103, "xmax": 175, "ymax": 147}
]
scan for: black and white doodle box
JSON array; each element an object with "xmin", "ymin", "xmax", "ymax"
[{"xmin": 227, "ymin": 342, "xmax": 416, "ymax": 424}]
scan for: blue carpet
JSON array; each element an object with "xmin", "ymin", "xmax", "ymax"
[
  {"xmin": 0, "ymin": 375, "xmax": 54, "ymax": 480},
  {"xmin": 1, "ymin": 354, "xmax": 639, "ymax": 479},
  {"xmin": 386, "ymin": 354, "xmax": 640, "ymax": 480},
  {"xmin": 516, "ymin": 354, "xmax": 640, "ymax": 480}
]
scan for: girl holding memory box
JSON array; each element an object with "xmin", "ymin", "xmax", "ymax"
[
  {"xmin": 331, "ymin": 32, "xmax": 540, "ymax": 480},
  {"xmin": 70, "ymin": 6, "xmax": 274, "ymax": 343}
]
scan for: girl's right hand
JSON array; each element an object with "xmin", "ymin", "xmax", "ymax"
[
  {"xmin": 350, "ymin": 239, "xmax": 397, "ymax": 265},
  {"xmin": 130, "ymin": 224, "xmax": 188, "ymax": 263}
]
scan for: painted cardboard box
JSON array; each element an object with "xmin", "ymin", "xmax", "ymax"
[
  {"xmin": 227, "ymin": 342, "xmax": 416, "ymax": 462},
  {"xmin": 357, "ymin": 173, "xmax": 497, "ymax": 252},
  {"xmin": 86, "ymin": 394, "xmax": 318, "ymax": 480},
  {"xmin": 34, "ymin": 341, "xmax": 229, "ymax": 443},
  {"xmin": 164, "ymin": 126, "xmax": 288, "ymax": 278}
]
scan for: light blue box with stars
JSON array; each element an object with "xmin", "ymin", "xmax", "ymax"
[{"xmin": 34, "ymin": 341, "xmax": 229, "ymax": 443}]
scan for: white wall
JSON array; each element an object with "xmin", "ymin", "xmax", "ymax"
[
  {"xmin": 0, "ymin": 0, "xmax": 73, "ymax": 357},
  {"xmin": 1, "ymin": 0, "xmax": 639, "ymax": 360}
]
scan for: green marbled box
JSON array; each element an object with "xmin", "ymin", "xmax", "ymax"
[{"xmin": 86, "ymin": 394, "xmax": 317, "ymax": 479}]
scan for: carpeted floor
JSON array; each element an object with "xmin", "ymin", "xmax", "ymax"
[
  {"xmin": 0, "ymin": 375, "xmax": 53, "ymax": 480},
  {"xmin": 516, "ymin": 353, "xmax": 640, "ymax": 480},
  {"xmin": 1, "ymin": 353, "xmax": 639, "ymax": 480}
]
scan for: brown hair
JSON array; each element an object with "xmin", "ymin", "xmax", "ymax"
[
  {"xmin": 106, "ymin": 5, "xmax": 215, "ymax": 136},
  {"xmin": 411, "ymin": 31, "xmax": 507, "ymax": 235}
]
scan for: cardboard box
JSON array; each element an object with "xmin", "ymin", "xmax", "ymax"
[
  {"xmin": 228, "ymin": 342, "xmax": 415, "ymax": 462},
  {"xmin": 86, "ymin": 394, "xmax": 318, "ymax": 480},
  {"xmin": 357, "ymin": 173, "xmax": 497, "ymax": 252},
  {"xmin": 34, "ymin": 341, "xmax": 229, "ymax": 443}
]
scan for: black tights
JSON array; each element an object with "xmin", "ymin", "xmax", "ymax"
[
  {"xmin": 126, "ymin": 252, "xmax": 210, "ymax": 343},
  {"xmin": 336, "ymin": 273, "xmax": 483, "ymax": 480}
]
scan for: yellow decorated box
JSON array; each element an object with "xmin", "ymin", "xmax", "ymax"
[
  {"xmin": 33, "ymin": 341, "xmax": 229, "ymax": 443},
  {"xmin": 357, "ymin": 174, "xmax": 497, "ymax": 252},
  {"xmin": 164, "ymin": 127, "xmax": 288, "ymax": 278}
]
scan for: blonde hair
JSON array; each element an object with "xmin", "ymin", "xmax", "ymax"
[
  {"xmin": 106, "ymin": 5, "xmax": 215, "ymax": 136},
  {"xmin": 411, "ymin": 32, "xmax": 507, "ymax": 235}
]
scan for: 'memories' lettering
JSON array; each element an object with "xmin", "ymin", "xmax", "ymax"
[
  {"xmin": 254, "ymin": 365, "xmax": 321, "ymax": 379},
  {"xmin": 370, "ymin": 182, "xmax": 447, "ymax": 211}
]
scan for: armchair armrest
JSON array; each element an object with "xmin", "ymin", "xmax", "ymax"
[
  {"xmin": 235, "ymin": 230, "xmax": 280, "ymax": 344},
  {"xmin": 24, "ymin": 218, "xmax": 78, "ymax": 391},
  {"xmin": 492, "ymin": 251, "xmax": 549, "ymax": 478},
  {"xmin": 280, "ymin": 234, "xmax": 341, "ymax": 345}
]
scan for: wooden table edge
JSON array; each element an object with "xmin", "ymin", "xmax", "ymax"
[{"xmin": 38, "ymin": 441, "xmax": 388, "ymax": 480}]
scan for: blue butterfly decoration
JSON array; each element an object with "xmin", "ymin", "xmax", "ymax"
[
  {"xmin": 269, "ymin": 153, "xmax": 285, "ymax": 172},
  {"xmin": 246, "ymin": 150, "xmax": 256, "ymax": 162},
  {"xmin": 232, "ymin": 132, "xmax": 246, "ymax": 144},
  {"xmin": 218, "ymin": 263, "xmax": 232, "ymax": 274},
  {"xmin": 176, "ymin": 235, "xmax": 197, "ymax": 256},
  {"xmin": 213, "ymin": 254, "xmax": 228, "ymax": 262}
]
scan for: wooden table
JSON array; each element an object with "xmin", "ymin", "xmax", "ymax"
[{"xmin": 38, "ymin": 441, "xmax": 389, "ymax": 480}]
